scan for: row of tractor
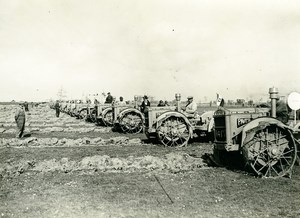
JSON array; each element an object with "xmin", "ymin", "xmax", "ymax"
[
  {"xmin": 50, "ymin": 94, "xmax": 215, "ymax": 142},
  {"xmin": 50, "ymin": 88, "xmax": 300, "ymax": 178}
]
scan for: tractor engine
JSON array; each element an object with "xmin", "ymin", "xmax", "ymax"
[{"xmin": 214, "ymin": 107, "xmax": 269, "ymax": 151}]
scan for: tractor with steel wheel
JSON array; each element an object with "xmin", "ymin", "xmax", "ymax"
[
  {"xmin": 75, "ymin": 102, "xmax": 90, "ymax": 120},
  {"xmin": 145, "ymin": 94, "xmax": 215, "ymax": 147},
  {"xmin": 79, "ymin": 103, "xmax": 97, "ymax": 122},
  {"xmin": 94, "ymin": 103, "xmax": 113, "ymax": 126},
  {"xmin": 212, "ymin": 87, "xmax": 299, "ymax": 178},
  {"xmin": 112, "ymin": 97, "xmax": 145, "ymax": 134}
]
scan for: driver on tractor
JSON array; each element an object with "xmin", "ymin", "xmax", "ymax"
[{"xmin": 182, "ymin": 96, "xmax": 198, "ymax": 118}]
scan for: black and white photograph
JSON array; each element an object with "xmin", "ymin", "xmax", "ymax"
[{"xmin": 1, "ymin": 0, "xmax": 300, "ymax": 217}]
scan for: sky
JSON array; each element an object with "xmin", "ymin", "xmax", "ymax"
[{"xmin": 0, "ymin": 0, "xmax": 300, "ymax": 102}]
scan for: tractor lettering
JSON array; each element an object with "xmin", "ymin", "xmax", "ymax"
[{"xmin": 237, "ymin": 118, "xmax": 251, "ymax": 128}]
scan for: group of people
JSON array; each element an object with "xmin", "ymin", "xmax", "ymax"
[
  {"xmin": 140, "ymin": 95, "xmax": 198, "ymax": 117},
  {"xmin": 87, "ymin": 92, "xmax": 126, "ymax": 106},
  {"xmin": 105, "ymin": 92, "xmax": 126, "ymax": 105},
  {"xmin": 157, "ymin": 100, "xmax": 169, "ymax": 107}
]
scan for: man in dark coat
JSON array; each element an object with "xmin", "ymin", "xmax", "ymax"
[
  {"xmin": 105, "ymin": 92, "xmax": 113, "ymax": 104},
  {"xmin": 140, "ymin": 95, "xmax": 151, "ymax": 113},
  {"xmin": 15, "ymin": 103, "xmax": 26, "ymax": 138},
  {"xmin": 140, "ymin": 95, "xmax": 151, "ymax": 126},
  {"xmin": 55, "ymin": 100, "xmax": 60, "ymax": 117}
]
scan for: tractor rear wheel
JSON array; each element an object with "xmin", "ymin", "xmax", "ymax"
[
  {"xmin": 156, "ymin": 116, "xmax": 191, "ymax": 147},
  {"xmin": 119, "ymin": 112, "xmax": 144, "ymax": 134},
  {"xmin": 242, "ymin": 125, "xmax": 297, "ymax": 178}
]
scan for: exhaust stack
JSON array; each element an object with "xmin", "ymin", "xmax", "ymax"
[
  {"xmin": 175, "ymin": 93, "xmax": 181, "ymax": 112},
  {"xmin": 269, "ymin": 87, "xmax": 279, "ymax": 118}
]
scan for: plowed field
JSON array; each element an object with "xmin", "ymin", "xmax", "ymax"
[{"xmin": 1, "ymin": 104, "xmax": 299, "ymax": 218}]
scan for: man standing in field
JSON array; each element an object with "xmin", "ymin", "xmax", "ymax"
[
  {"xmin": 15, "ymin": 102, "xmax": 26, "ymax": 138},
  {"xmin": 55, "ymin": 100, "xmax": 60, "ymax": 117},
  {"xmin": 24, "ymin": 101, "xmax": 29, "ymax": 111}
]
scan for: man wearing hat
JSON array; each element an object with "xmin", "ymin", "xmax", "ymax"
[
  {"xmin": 157, "ymin": 100, "xmax": 165, "ymax": 107},
  {"xmin": 15, "ymin": 102, "xmax": 26, "ymax": 138},
  {"xmin": 140, "ymin": 95, "xmax": 150, "ymax": 113},
  {"xmin": 183, "ymin": 96, "xmax": 197, "ymax": 117},
  {"xmin": 105, "ymin": 92, "xmax": 113, "ymax": 104}
]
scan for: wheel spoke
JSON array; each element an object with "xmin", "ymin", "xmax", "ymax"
[
  {"xmin": 281, "ymin": 156, "xmax": 292, "ymax": 165},
  {"xmin": 279, "ymin": 158, "xmax": 284, "ymax": 172},
  {"xmin": 265, "ymin": 164, "xmax": 271, "ymax": 177},
  {"xmin": 255, "ymin": 163, "xmax": 267, "ymax": 174},
  {"xmin": 271, "ymin": 165, "xmax": 280, "ymax": 176},
  {"xmin": 281, "ymin": 149, "xmax": 293, "ymax": 156}
]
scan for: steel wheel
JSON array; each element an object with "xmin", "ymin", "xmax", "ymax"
[
  {"xmin": 102, "ymin": 109, "xmax": 113, "ymax": 126},
  {"xmin": 156, "ymin": 116, "xmax": 191, "ymax": 147},
  {"xmin": 242, "ymin": 125, "xmax": 297, "ymax": 178},
  {"xmin": 79, "ymin": 109, "xmax": 88, "ymax": 120},
  {"xmin": 119, "ymin": 112, "xmax": 144, "ymax": 134}
]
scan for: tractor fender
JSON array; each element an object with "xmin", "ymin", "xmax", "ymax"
[
  {"xmin": 155, "ymin": 111, "xmax": 193, "ymax": 137},
  {"xmin": 117, "ymin": 108, "xmax": 145, "ymax": 121},
  {"xmin": 78, "ymin": 107, "xmax": 88, "ymax": 112},
  {"xmin": 241, "ymin": 117, "xmax": 293, "ymax": 147}
]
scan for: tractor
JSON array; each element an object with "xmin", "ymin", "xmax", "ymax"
[
  {"xmin": 93, "ymin": 103, "xmax": 113, "ymax": 126},
  {"xmin": 145, "ymin": 93, "xmax": 215, "ymax": 146},
  {"xmin": 212, "ymin": 87, "xmax": 300, "ymax": 178},
  {"xmin": 76, "ymin": 102, "xmax": 111, "ymax": 124},
  {"xmin": 111, "ymin": 96, "xmax": 145, "ymax": 133},
  {"xmin": 72, "ymin": 101, "xmax": 89, "ymax": 119}
]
